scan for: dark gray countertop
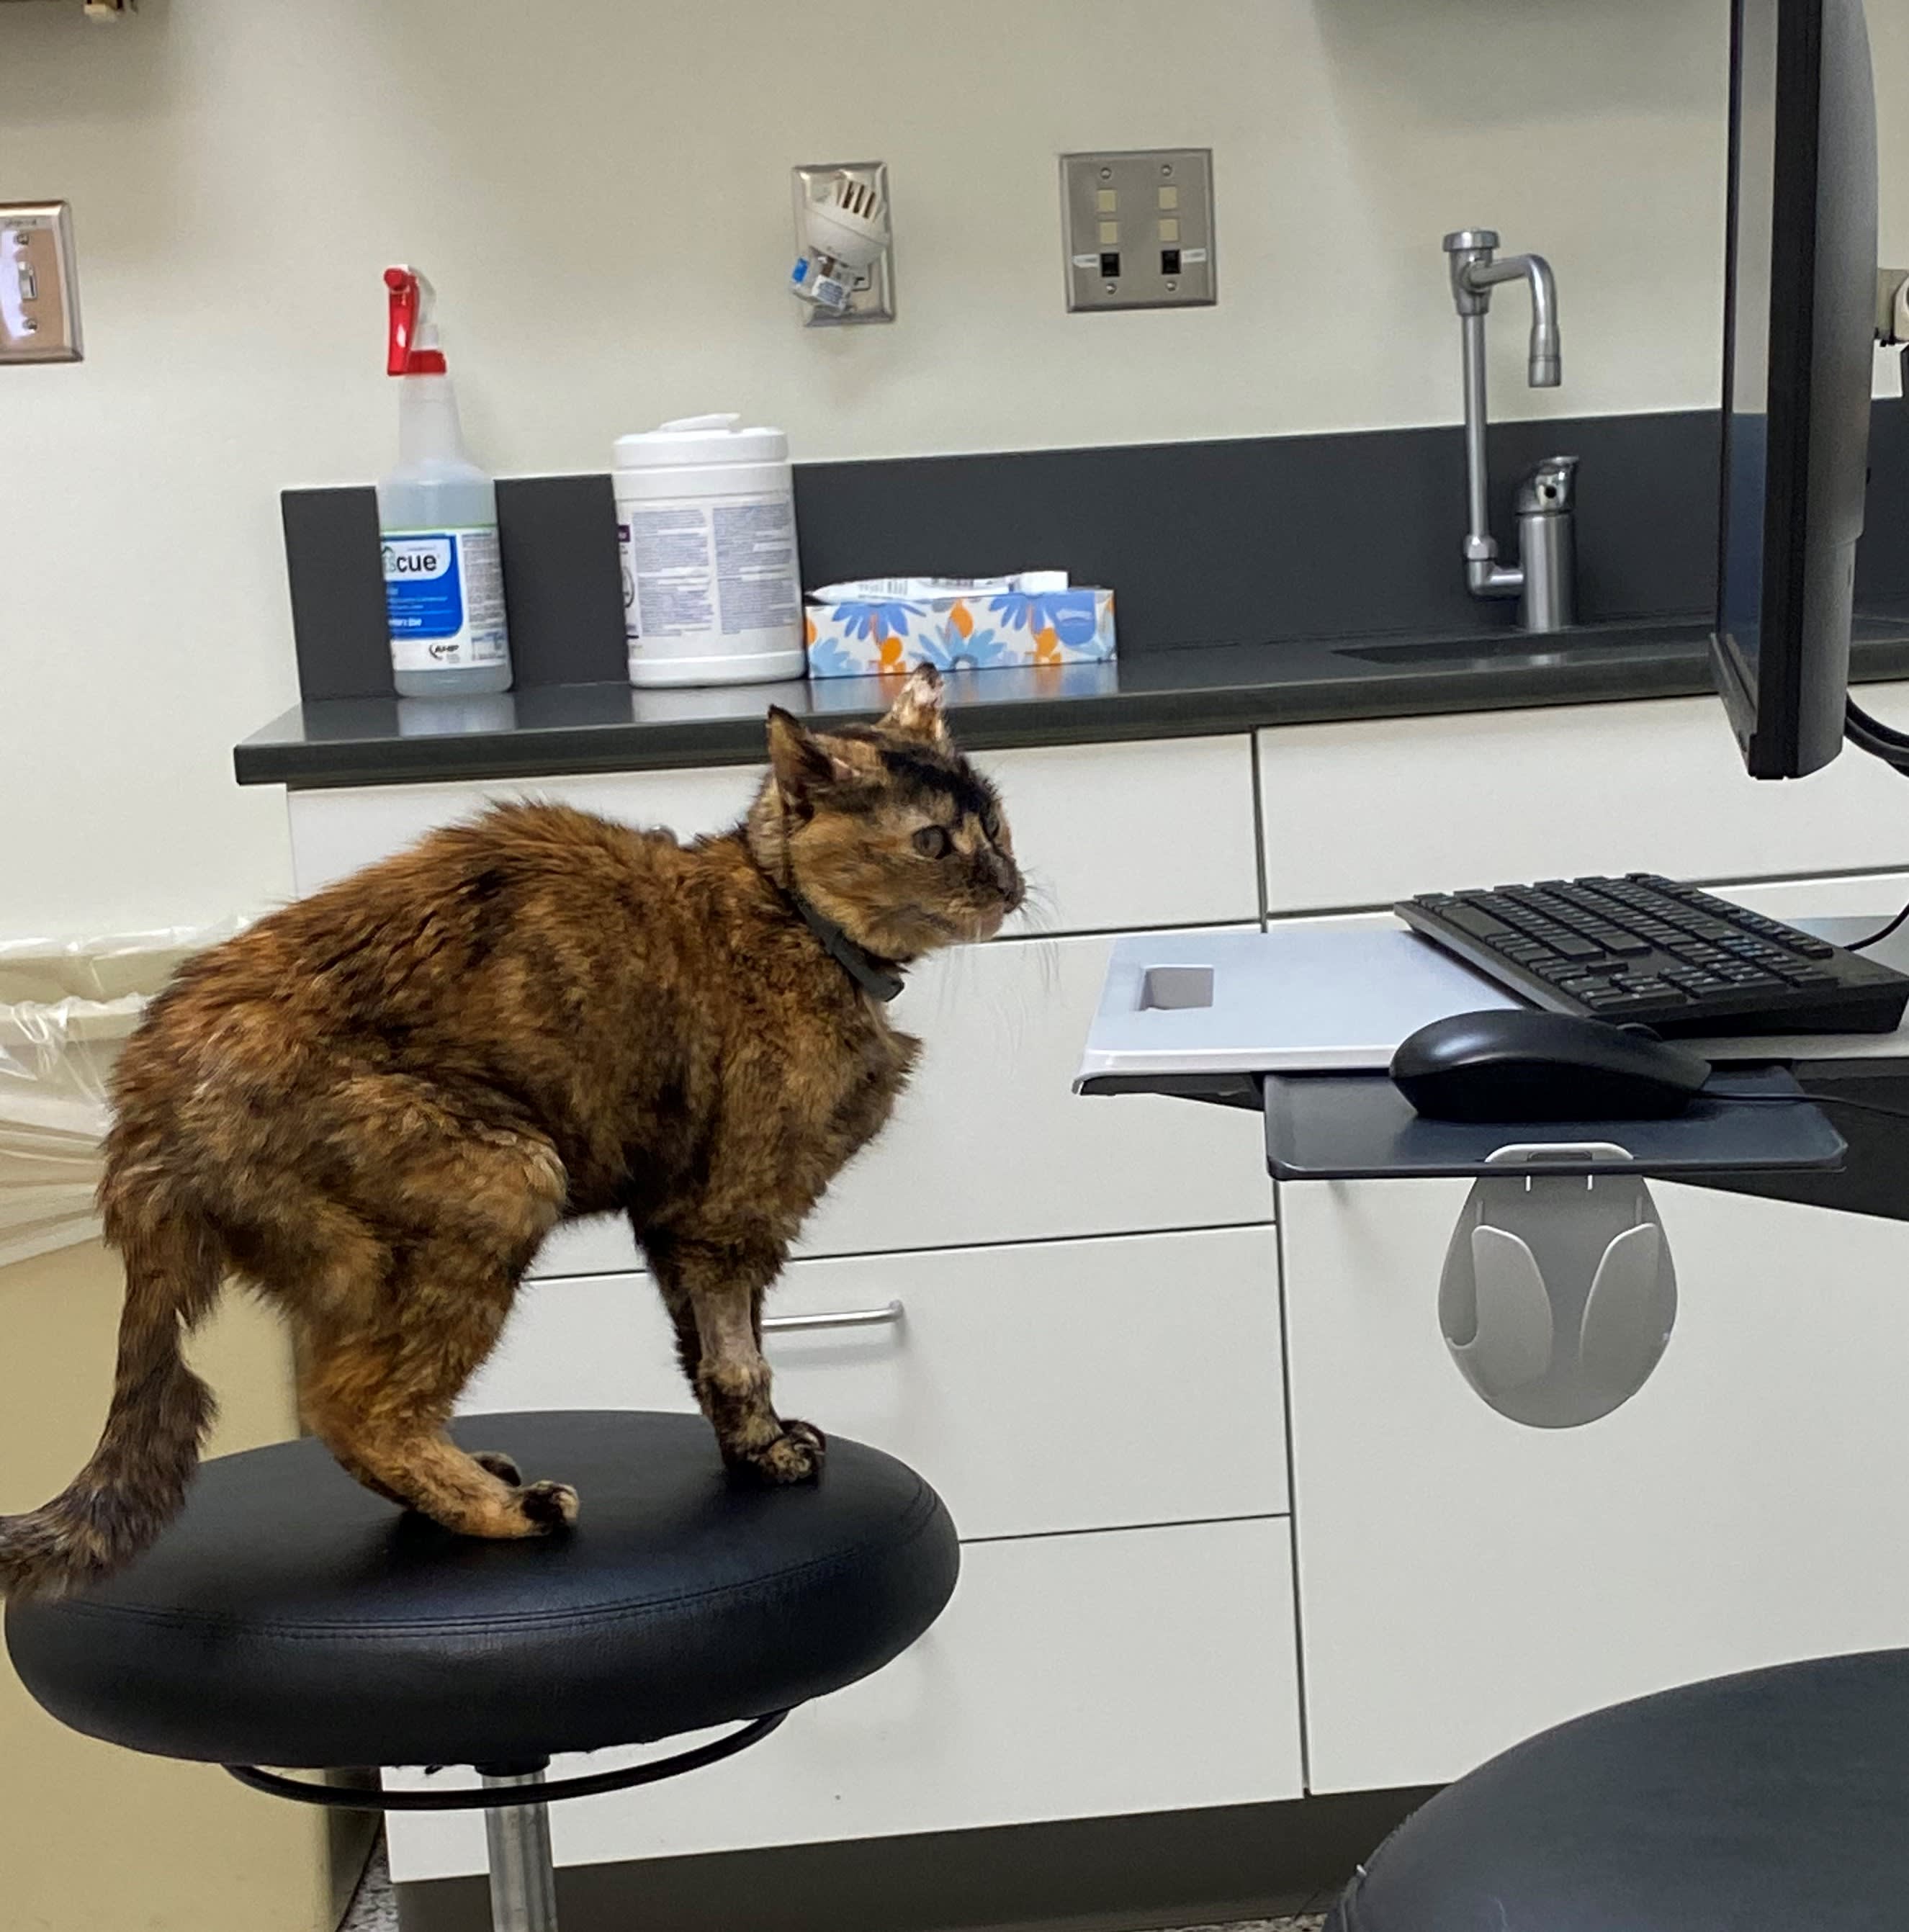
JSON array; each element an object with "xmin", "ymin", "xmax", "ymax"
[{"xmin": 235, "ymin": 617, "xmax": 1909, "ymax": 789}]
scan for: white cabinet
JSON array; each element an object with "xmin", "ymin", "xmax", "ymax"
[
  {"xmin": 464, "ymin": 1227, "xmax": 1288, "ymax": 1542},
  {"xmin": 386, "ymin": 1517, "xmax": 1305, "ymax": 1879},
  {"xmin": 287, "ymin": 735, "xmax": 1260, "ymax": 937},
  {"xmin": 979, "ymin": 737, "xmax": 1260, "ymax": 935},
  {"xmin": 1720, "ymin": 868, "xmax": 1909, "ymax": 925},
  {"xmin": 1256, "ymin": 680, "xmax": 1909, "ymax": 915},
  {"xmin": 1280, "ymin": 1174, "xmax": 1909, "ymax": 1794},
  {"xmin": 285, "ymin": 766, "xmax": 763, "ymax": 895},
  {"xmin": 801, "ymin": 930, "xmax": 1271, "ymax": 1258},
  {"xmin": 284, "ymin": 683, "xmax": 1909, "ymax": 1893},
  {"xmin": 525, "ymin": 928, "xmax": 1273, "ymax": 1280}
]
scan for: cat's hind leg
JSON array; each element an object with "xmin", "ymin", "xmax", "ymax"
[
  {"xmin": 293, "ymin": 1124, "xmax": 574, "ymax": 1536},
  {"xmin": 299, "ymin": 1280, "xmax": 578, "ymax": 1537}
]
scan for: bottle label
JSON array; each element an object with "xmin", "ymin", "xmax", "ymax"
[
  {"xmin": 618, "ymin": 493, "xmax": 799, "ymax": 670},
  {"xmin": 383, "ymin": 528, "xmax": 509, "ymax": 671}
]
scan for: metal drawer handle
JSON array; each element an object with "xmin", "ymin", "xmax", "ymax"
[{"xmin": 762, "ymin": 1300, "xmax": 904, "ymax": 1334}]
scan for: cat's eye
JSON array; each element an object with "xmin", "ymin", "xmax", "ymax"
[
  {"xmin": 980, "ymin": 807, "xmax": 1002, "ymax": 842},
  {"xmin": 912, "ymin": 825, "xmax": 952, "ymax": 859}
]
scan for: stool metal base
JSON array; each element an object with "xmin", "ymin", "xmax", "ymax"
[
  {"xmin": 482, "ymin": 1769, "xmax": 560, "ymax": 1932},
  {"xmin": 223, "ymin": 1710, "xmax": 792, "ymax": 1932}
]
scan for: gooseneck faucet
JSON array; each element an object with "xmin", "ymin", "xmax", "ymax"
[{"xmin": 1442, "ymin": 229, "xmax": 1578, "ymax": 633}]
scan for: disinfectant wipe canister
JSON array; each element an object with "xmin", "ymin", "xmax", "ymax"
[
  {"xmin": 378, "ymin": 266, "xmax": 511, "ymax": 698},
  {"xmin": 614, "ymin": 415, "xmax": 806, "ymax": 688}
]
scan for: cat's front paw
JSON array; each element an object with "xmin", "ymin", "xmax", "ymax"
[
  {"xmin": 737, "ymin": 1419, "xmax": 827, "ymax": 1486},
  {"xmin": 516, "ymin": 1479, "xmax": 580, "ymax": 1530}
]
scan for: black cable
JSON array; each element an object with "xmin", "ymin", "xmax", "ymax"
[
  {"xmin": 1845, "ymin": 695, "xmax": 1909, "ymax": 769},
  {"xmin": 1844, "ymin": 899, "xmax": 1909, "ymax": 952},
  {"xmin": 1709, "ymin": 1087, "xmax": 1909, "ymax": 1127}
]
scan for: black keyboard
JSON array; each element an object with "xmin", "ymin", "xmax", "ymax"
[{"xmin": 1397, "ymin": 874, "xmax": 1909, "ymax": 1035}]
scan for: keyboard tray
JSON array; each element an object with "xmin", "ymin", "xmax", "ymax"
[{"xmin": 1262, "ymin": 1066, "xmax": 1846, "ymax": 1181}]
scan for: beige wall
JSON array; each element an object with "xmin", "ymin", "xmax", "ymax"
[
  {"xmin": 4, "ymin": 0, "xmax": 1909, "ymax": 938},
  {"xmin": 0, "ymin": 1241, "xmax": 364, "ymax": 1932}
]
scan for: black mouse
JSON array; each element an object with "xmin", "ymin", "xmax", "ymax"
[{"xmin": 1390, "ymin": 1010, "xmax": 1715, "ymax": 1123}]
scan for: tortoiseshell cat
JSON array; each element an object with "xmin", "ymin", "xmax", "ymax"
[{"xmin": 0, "ymin": 668, "xmax": 1021, "ymax": 1599}]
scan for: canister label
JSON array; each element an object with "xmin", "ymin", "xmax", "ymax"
[{"xmin": 619, "ymin": 493, "xmax": 800, "ymax": 669}]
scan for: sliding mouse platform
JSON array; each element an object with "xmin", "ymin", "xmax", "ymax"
[
  {"xmin": 1075, "ymin": 921, "xmax": 1909, "ymax": 1092},
  {"xmin": 1070, "ymin": 918, "xmax": 1909, "ymax": 1182}
]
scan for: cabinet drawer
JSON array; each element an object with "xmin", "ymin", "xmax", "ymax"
[
  {"xmin": 288, "ymin": 737, "xmax": 1261, "ymax": 938},
  {"xmin": 980, "ymin": 737, "xmax": 1259, "ymax": 934},
  {"xmin": 464, "ymin": 1227, "xmax": 1288, "ymax": 1540},
  {"xmin": 519, "ymin": 925, "xmax": 1273, "ymax": 1280},
  {"xmin": 803, "ymin": 930, "xmax": 1271, "ymax": 1257},
  {"xmin": 386, "ymin": 1517, "xmax": 1303, "ymax": 1877},
  {"xmin": 286, "ymin": 767, "xmax": 763, "ymax": 895},
  {"xmin": 1281, "ymin": 1176, "xmax": 1909, "ymax": 1794},
  {"xmin": 1256, "ymin": 682, "xmax": 1909, "ymax": 915}
]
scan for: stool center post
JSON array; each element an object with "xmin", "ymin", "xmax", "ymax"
[{"xmin": 479, "ymin": 1767, "xmax": 560, "ymax": 1932}]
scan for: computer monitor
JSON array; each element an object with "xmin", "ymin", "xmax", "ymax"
[{"xmin": 1712, "ymin": 0, "xmax": 1878, "ymax": 780}]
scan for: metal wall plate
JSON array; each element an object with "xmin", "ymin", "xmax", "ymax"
[
  {"xmin": 1, "ymin": 202, "xmax": 83, "ymax": 363},
  {"xmin": 1061, "ymin": 149, "xmax": 1215, "ymax": 313},
  {"xmin": 791, "ymin": 162, "xmax": 894, "ymax": 325}
]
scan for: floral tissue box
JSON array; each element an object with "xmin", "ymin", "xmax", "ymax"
[{"xmin": 805, "ymin": 588, "xmax": 1116, "ymax": 678}]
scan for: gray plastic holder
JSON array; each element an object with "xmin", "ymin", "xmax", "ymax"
[
  {"xmin": 1259, "ymin": 1068, "xmax": 1846, "ymax": 1428},
  {"xmin": 1441, "ymin": 1146, "xmax": 1676, "ymax": 1427}
]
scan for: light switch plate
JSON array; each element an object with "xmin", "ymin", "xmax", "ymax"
[
  {"xmin": 1, "ymin": 202, "xmax": 83, "ymax": 363},
  {"xmin": 1060, "ymin": 149, "xmax": 1214, "ymax": 313}
]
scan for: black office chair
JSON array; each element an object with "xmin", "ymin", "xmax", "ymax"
[
  {"xmin": 1326, "ymin": 1648, "xmax": 1909, "ymax": 1931},
  {"xmin": 5, "ymin": 1410, "xmax": 959, "ymax": 1932}
]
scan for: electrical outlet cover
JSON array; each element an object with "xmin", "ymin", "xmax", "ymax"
[{"xmin": 791, "ymin": 162, "xmax": 894, "ymax": 326}]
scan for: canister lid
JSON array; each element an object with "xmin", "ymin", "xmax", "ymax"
[{"xmin": 614, "ymin": 414, "xmax": 789, "ymax": 468}]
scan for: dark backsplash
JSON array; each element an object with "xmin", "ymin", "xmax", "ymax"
[{"xmin": 282, "ymin": 403, "xmax": 1909, "ymax": 703}]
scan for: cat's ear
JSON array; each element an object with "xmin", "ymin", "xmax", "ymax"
[
  {"xmin": 766, "ymin": 707, "xmax": 855, "ymax": 804},
  {"xmin": 882, "ymin": 664, "xmax": 948, "ymax": 741}
]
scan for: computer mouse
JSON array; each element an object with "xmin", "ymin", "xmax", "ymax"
[{"xmin": 1390, "ymin": 1010, "xmax": 1715, "ymax": 1123}]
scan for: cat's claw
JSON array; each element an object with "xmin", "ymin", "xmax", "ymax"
[
  {"xmin": 516, "ymin": 1479, "xmax": 580, "ymax": 1530},
  {"xmin": 472, "ymin": 1450, "xmax": 523, "ymax": 1486},
  {"xmin": 737, "ymin": 1419, "xmax": 827, "ymax": 1486}
]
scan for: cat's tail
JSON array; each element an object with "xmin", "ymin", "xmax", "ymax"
[{"xmin": 0, "ymin": 1213, "xmax": 223, "ymax": 1601}]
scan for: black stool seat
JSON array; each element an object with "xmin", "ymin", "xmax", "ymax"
[
  {"xmin": 4, "ymin": 1411, "xmax": 958, "ymax": 1772},
  {"xmin": 1330, "ymin": 1648, "xmax": 1909, "ymax": 1932}
]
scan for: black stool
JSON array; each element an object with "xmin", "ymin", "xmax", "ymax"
[
  {"xmin": 5, "ymin": 1410, "xmax": 958, "ymax": 1932},
  {"xmin": 1327, "ymin": 1648, "xmax": 1909, "ymax": 1931}
]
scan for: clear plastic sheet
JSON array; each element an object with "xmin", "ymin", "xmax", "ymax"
[{"xmin": 0, "ymin": 922, "xmax": 243, "ymax": 1270}]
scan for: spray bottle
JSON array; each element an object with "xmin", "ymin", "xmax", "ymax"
[{"xmin": 378, "ymin": 266, "xmax": 511, "ymax": 696}]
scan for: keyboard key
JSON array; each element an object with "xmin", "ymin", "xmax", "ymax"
[
  {"xmin": 1549, "ymin": 936, "xmax": 1600, "ymax": 958},
  {"xmin": 1442, "ymin": 905, "xmax": 1515, "ymax": 939}
]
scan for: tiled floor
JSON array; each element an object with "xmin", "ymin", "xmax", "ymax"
[{"xmin": 340, "ymin": 1843, "xmax": 1331, "ymax": 1932}]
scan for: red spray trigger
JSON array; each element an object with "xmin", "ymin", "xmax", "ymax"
[{"xmin": 384, "ymin": 265, "xmax": 446, "ymax": 376}]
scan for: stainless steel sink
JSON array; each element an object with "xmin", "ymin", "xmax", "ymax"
[{"xmin": 1331, "ymin": 621, "xmax": 1713, "ymax": 668}]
